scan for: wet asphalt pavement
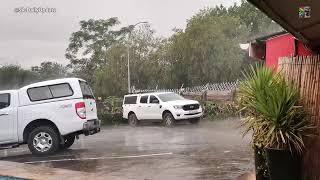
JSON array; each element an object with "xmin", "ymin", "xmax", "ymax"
[{"xmin": 0, "ymin": 118, "xmax": 253, "ymax": 180}]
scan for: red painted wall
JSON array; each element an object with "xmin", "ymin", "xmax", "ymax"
[
  {"xmin": 266, "ymin": 33, "xmax": 295, "ymax": 68},
  {"xmin": 265, "ymin": 33, "xmax": 315, "ymax": 68},
  {"xmin": 297, "ymin": 41, "xmax": 314, "ymax": 56}
]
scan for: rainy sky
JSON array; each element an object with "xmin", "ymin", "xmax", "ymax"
[{"xmin": 0, "ymin": 0, "xmax": 240, "ymax": 68}]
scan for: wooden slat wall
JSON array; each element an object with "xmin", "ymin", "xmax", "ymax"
[{"xmin": 279, "ymin": 56, "xmax": 320, "ymax": 180}]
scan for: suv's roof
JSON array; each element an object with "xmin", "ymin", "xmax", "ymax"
[
  {"xmin": 0, "ymin": 90, "xmax": 18, "ymax": 94},
  {"xmin": 124, "ymin": 92, "xmax": 175, "ymax": 97},
  {"xmin": 20, "ymin": 78, "xmax": 85, "ymax": 90}
]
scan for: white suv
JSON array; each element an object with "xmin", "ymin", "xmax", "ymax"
[
  {"xmin": 0, "ymin": 78, "xmax": 100, "ymax": 155},
  {"xmin": 122, "ymin": 92, "xmax": 203, "ymax": 126}
]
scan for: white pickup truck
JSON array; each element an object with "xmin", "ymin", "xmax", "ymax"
[
  {"xmin": 123, "ymin": 92, "xmax": 203, "ymax": 127},
  {"xmin": 0, "ymin": 78, "xmax": 101, "ymax": 155}
]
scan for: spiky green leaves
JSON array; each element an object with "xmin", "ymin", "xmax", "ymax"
[{"xmin": 237, "ymin": 65, "xmax": 314, "ymax": 154}]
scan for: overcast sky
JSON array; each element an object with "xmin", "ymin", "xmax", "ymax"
[{"xmin": 0, "ymin": 0, "xmax": 240, "ymax": 68}]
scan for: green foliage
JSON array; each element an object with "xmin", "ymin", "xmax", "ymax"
[
  {"xmin": 202, "ymin": 101, "xmax": 237, "ymax": 119},
  {"xmin": 66, "ymin": 18, "xmax": 130, "ymax": 84},
  {"xmin": 237, "ymin": 65, "xmax": 314, "ymax": 154},
  {"xmin": 31, "ymin": 61, "xmax": 70, "ymax": 81},
  {"xmin": 98, "ymin": 96, "xmax": 125, "ymax": 125},
  {"xmin": 98, "ymin": 112, "xmax": 128, "ymax": 125},
  {"xmin": 228, "ymin": 0, "xmax": 282, "ymax": 38},
  {"xmin": 0, "ymin": 2, "xmax": 281, "ymax": 99},
  {"xmin": 165, "ymin": 14, "xmax": 248, "ymax": 86},
  {"xmin": 0, "ymin": 65, "xmax": 39, "ymax": 90},
  {"xmin": 0, "ymin": 62, "xmax": 70, "ymax": 90},
  {"xmin": 63, "ymin": 1, "xmax": 280, "ymax": 99},
  {"xmin": 103, "ymin": 96, "xmax": 123, "ymax": 114},
  {"xmin": 126, "ymin": 25, "xmax": 167, "ymax": 89},
  {"xmin": 99, "ymin": 112, "xmax": 125, "ymax": 126},
  {"xmin": 93, "ymin": 24, "xmax": 167, "ymax": 97},
  {"xmin": 164, "ymin": 2, "xmax": 280, "ymax": 87}
]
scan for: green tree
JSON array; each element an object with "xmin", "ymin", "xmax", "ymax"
[
  {"xmin": 164, "ymin": 12, "xmax": 249, "ymax": 87},
  {"xmin": 93, "ymin": 43, "xmax": 128, "ymax": 97},
  {"xmin": 31, "ymin": 61, "xmax": 70, "ymax": 80},
  {"xmin": 162, "ymin": 1, "xmax": 280, "ymax": 88},
  {"xmin": 126, "ymin": 24, "xmax": 167, "ymax": 89},
  {"xmin": 66, "ymin": 1, "xmax": 282, "ymax": 96},
  {"xmin": 93, "ymin": 24, "xmax": 167, "ymax": 97},
  {"xmin": 65, "ymin": 18, "xmax": 129, "ymax": 84},
  {"xmin": 228, "ymin": 0, "xmax": 282, "ymax": 38},
  {"xmin": 0, "ymin": 65, "xmax": 39, "ymax": 90}
]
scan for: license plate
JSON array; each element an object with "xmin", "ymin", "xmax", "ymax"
[{"xmin": 189, "ymin": 110, "xmax": 198, "ymax": 114}]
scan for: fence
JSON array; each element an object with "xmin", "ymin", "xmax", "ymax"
[
  {"xmin": 132, "ymin": 81, "xmax": 238, "ymax": 102},
  {"xmin": 279, "ymin": 55, "xmax": 320, "ymax": 180},
  {"xmin": 132, "ymin": 81, "xmax": 238, "ymax": 93}
]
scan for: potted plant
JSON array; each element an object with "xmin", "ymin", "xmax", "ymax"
[{"xmin": 237, "ymin": 65, "xmax": 314, "ymax": 180}]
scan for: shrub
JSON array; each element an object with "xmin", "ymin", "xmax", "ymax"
[
  {"xmin": 103, "ymin": 96, "xmax": 123, "ymax": 114},
  {"xmin": 99, "ymin": 111, "xmax": 126, "ymax": 125},
  {"xmin": 237, "ymin": 65, "xmax": 314, "ymax": 154},
  {"xmin": 201, "ymin": 101, "xmax": 237, "ymax": 119},
  {"xmin": 98, "ymin": 96, "xmax": 125, "ymax": 125}
]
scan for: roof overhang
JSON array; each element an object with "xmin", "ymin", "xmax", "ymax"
[{"xmin": 247, "ymin": 0, "xmax": 320, "ymax": 47}]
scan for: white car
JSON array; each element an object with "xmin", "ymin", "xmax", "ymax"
[
  {"xmin": 0, "ymin": 78, "xmax": 100, "ymax": 155},
  {"xmin": 122, "ymin": 92, "xmax": 203, "ymax": 126}
]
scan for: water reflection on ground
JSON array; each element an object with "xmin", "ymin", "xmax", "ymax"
[{"xmin": 0, "ymin": 118, "xmax": 253, "ymax": 180}]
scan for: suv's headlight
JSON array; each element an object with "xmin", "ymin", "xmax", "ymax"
[{"xmin": 173, "ymin": 105, "xmax": 183, "ymax": 109}]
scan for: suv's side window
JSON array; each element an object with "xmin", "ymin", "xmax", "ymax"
[
  {"xmin": 149, "ymin": 95, "xmax": 159, "ymax": 104},
  {"xmin": 140, "ymin": 95, "xmax": 148, "ymax": 103},
  {"xmin": 124, "ymin": 96, "xmax": 137, "ymax": 104},
  {"xmin": 0, "ymin": 93, "xmax": 10, "ymax": 109}
]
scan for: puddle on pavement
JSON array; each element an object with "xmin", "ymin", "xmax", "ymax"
[{"xmin": 0, "ymin": 176, "xmax": 26, "ymax": 180}]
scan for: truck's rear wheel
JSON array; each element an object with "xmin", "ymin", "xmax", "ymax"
[
  {"xmin": 163, "ymin": 112, "xmax": 175, "ymax": 127},
  {"xmin": 60, "ymin": 135, "xmax": 75, "ymax": 150},
  {"xmin": 27, "ymin": 126, "xmax": 60, "ymax": 156}
]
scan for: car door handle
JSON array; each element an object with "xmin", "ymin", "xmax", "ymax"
[
  {"xmin": 147, "ymin": 106, "xmax": 151, "ymax": 107},
  {"xmin": 0, "ymin": 112, "xmax": 9, "ymax": 116}
]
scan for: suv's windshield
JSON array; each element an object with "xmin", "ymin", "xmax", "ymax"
[
  {"xmin": 79, "ymin": 81, "xmax": 94, "ymax": 99},
  {"xmin": 157, "ymin": 93, "xmax": 185, "ymax": 102}
]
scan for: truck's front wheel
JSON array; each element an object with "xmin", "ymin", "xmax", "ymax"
[
  {"xmin": 27, "ymin": 126, "xmax": 60, "ymax": 156},
  {"xmin": 163, "ymin": 112, "xmax": 175, "ymax": 127}
]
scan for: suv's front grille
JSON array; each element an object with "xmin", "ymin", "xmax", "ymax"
[{"xmin": 183, "ymin": 104, "xmax": 200, "ymax": 111}]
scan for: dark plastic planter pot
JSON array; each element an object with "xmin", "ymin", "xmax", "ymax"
[
  {"xmin": 254, "ymin": 146, "xmax": 269, "ymax": 180},
  {"xmin": 265, "ymin": 148, "xmax": 301, "ymax": 180}
]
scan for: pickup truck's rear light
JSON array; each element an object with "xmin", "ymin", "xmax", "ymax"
[{"xmin": 75, "ymin": 102, "xmax": 86, "ymax": 119}]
